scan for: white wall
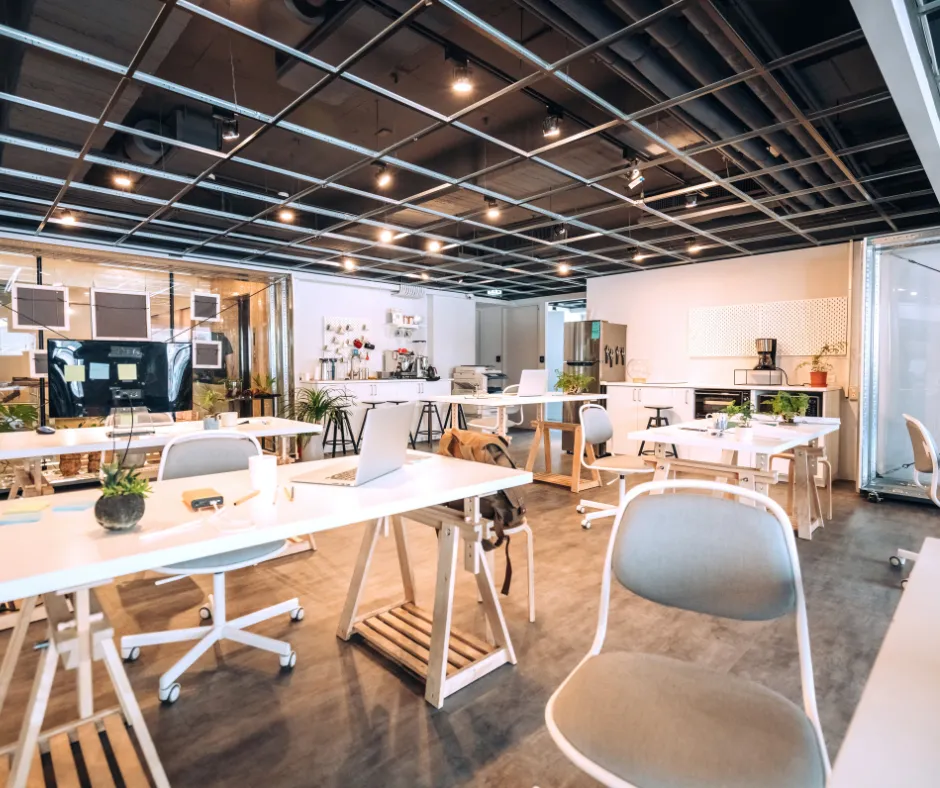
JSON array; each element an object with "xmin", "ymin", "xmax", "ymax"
[
  {"xmin": 586, "ymin": 244, "xmax": 852, "ymax": 387},
  {"xmin": 427, "ymin": 293, "xmax": 476, "ymax": 378}
]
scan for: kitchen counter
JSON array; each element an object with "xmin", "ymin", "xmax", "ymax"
[
  {"xmin": 600, "ymin": 381, "xmax": 841, "ymax": 392},
  {"xmin": 299, "ymin": 377, "xmax": 452, "ymax": 384}
]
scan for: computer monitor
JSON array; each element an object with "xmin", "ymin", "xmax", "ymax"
[
  {"xmin": 47, "ymin": 339, "xmax": 193, "ymax": 417},
  {"xmin": 517, "ymin": 369, "xmax": 549, "ymax": 397}
]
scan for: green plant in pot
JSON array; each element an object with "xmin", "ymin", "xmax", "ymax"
[
  {"xmin": 95, "ymin": 463, "xmax": 152, "ymax": 531},
  {"xmin": 554, "ymin": 369, "xmax": 595, "ymax": 395},
  {"xmin": 796, "ymin": 341, "xmax": 846, "ymax": 388},
  {"xmin": 194, "ymin": 387, "xmax": 227, "ymax": 419},
  {"xmin": 286, "ymin": 387, "xmax": 349, "ymax": 461},
  {"xmin": 771, "ymin": 391, "xmax": 810, "ymax": 424},
  {"xmin": 723, "ymin": 401, "xmax": 755, "ymax": 440},
  {"xmin": 0, "ymin": 403, "xmax": 38, "ymax": 432}
]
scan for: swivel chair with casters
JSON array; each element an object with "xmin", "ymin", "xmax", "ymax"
[
  {"xmin": 468, "ymin": 384, "xmax": 524, "ymax": 434},
  {"xmin": 120, "ymin": 432, "xmax": 303, "ymax": 704},
  {"xmin": 889, "ymin": 414, "xmax": 940, "ymax": 587},
  {"xmin": 575, "ymin": 403, "xmax": 653, "ymax": 529},
  {"xmin": 547, "ymin": 479, "xmax": 830, "ymax": 788}
]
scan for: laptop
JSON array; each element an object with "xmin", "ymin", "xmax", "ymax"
[
  {"xmin": 293, "ymin": 402, "xmax": 413, "ymax": 488},
  {"xmin": 517, "ymin": 368, "xmax": 549, "ymax": 397}
]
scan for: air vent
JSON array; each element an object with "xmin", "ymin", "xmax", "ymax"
[{"xmin": 394, "ymin": 285, "xmax": 425, "ymax": 299}]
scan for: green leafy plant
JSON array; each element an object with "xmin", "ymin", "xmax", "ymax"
[
  {"xmin": 796, "ymin": 341, "xmax": 846, "ymax": 374},
  {"xmin": 770, "ymin": 391, "xmax": 810, "ymax": 422},
  {"xmin": 723, "ymin": 400, "xmax": 754, "ymax": 427},
  {"xmin": 251, "ymin": 374, "xmax": 276, "ymax": 396},
  {"xmin": 0, "ymin": 403, "xmax": 38, "ymax": 432},
  {"xmin": 194, "ymin": 387, "xmax": 227, "ymax": 416},
  {"xmin": 100, "ymin": 462, "xmax": 152, "ymax": 498},
  {"xmin": 553, "ymin": 369, "xmax": 595, "ymax": 394},
  {"xmin": 286, "ymin": 387, "xmax": 350, "ymax": 446}
]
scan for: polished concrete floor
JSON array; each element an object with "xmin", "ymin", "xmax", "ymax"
[{"xmin": 1, "ymin": 430, "xmax": 938, "ymax": 787}]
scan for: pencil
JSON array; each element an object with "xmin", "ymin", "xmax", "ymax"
[{"xmin": 233, "ymin": 490, "xmax": 260, "ymax": 506}]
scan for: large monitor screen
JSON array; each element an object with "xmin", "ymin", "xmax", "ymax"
[{"xmin": 47, "ymin": 340, "xmax": 192, "ymax": 418}]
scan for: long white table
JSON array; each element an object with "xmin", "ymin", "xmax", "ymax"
[
  {"xmin": 830, "ymin": 537, "xmax": 940, "ymax": 786},
  {"xmin": 628, "ymin": 417, "xmax": 840, "ymax": 539}
]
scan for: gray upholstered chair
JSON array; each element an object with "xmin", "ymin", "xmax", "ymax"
[
  {"xmin": 889, "ymin": 415, "xmax": 940, "ymax": 584},
  {"xmin": 546, "ymin": 478, "xmax": 830, "ymax": 788},
  {"xmin": 120, "ymin": 432, "xmax": 303, "ymax": 704},
  {"xmin": 575, "ymin": 403, "xmax": 653, "ymax": 529}
]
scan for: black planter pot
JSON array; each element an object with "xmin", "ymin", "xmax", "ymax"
[{"xmin": 95, "ymin": 494, "xmax": 145, "ymax": 531}]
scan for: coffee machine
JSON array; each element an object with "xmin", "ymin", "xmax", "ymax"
[{"xmin": 754, "ymin": 338, "xmax": 777, "ymax": 370}]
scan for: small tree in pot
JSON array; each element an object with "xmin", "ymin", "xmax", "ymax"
[
  {"xmin": 771, "ymin": 391, "xmax": 811, "ymax": 424},
  {"xmin": 286, "ymin": 387, "xmax": 350, "ymax": 461},
  {"xmin": 95, "ymin": 463, "xmax": 152, "ymax": 531},
  {"xmin": 796, "ymin": 341, "xmax": 846, "ymax": 388},
  {"xmin": 553, "ymin": 369, "xmax": 595, "ymax": 395},
  {"xmin": 724, "ymin": 401, "xmax": 755, "ymax": 441}
]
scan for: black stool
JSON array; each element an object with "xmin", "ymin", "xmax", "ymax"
[
  {"xmin": 356, "ymin": 401, "xmax": 383, "ymax": 447},
  {"xmin": 323, "ymin": 407, "xmax": 359, "ymax": 457},
  {"xmin": 441, "ymin": 404, "xmax": 468, "ymax": 431},
  {"xmin": 412, "ymin": 401, "xmax": 445, "ymax": 449},
  {"xmin": 638, "ymin": 405, "xmax": 678, "ymax": 457}
]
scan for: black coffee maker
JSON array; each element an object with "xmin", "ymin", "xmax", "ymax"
[{"xmin": 754, "ymin": 338, "xmax": 777, "ymax": 370}]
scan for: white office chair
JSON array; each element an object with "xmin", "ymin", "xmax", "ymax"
[
  {"xmin": 468, "ymin": 384, "xmax": 524, "ymax": 434},
  {"xmin": 889, "ymin": 415, "xmax": 940, "ymax": 585},
  {"xmin": 575, "ymin": 403, "xmax": 653, "ymax": 529},
  {"xmin": 120, "ymin": 432, "xmax": 302, "ymax": 704},
  {"xmin": 546, "ymin": 479, "xmax": 830, "ymax": 788}
]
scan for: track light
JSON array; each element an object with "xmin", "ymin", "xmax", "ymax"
[
  {"xmin": 343, "ymin": 258, "xmax": 356, "ymax": 271},
  {"xmin": 486, "ymin": 289, "xmax": 503, "ymax": 296},
  {"xmin": 633, "ymin": 252, "xmax": 647, "ymax": 262},
  {"xmin": 688, "ymin": 243, "xmax": 702, "ymax": 253},
  {"xmin": 59, "ymin": 211, "xmax": 76, "ymax": 225},
  {"xmin": 485, "ymin": 197, "xmax": 500, "ymax": 220},
  {"xmin": 379, "ymin": 229, "xmax": 394, "ymax": 243},
  {"xmin": 221, "ymin": 117, "xmax": 240, "ymax": 141},
  {"xmin": 686, "ymin": 193, "xmax": 698, "ymax": 208},
  {"xmin": 554, "ymin": 224, "xmax": 568, "ymax": 240},
  {"xmin": 374, "ymin": 163, "xmax": 392, "ymax": 189},
  {"xmin": 627, "ymin": 159, "xmax": 644, "ymax": 190},
  {"xmin": 452, "ymin": 62, "xmax": 472, "ymax": 94},
  {"xmin": 542, "ymin": 111, "xmax": 562, "ymax": 139},
  {"xmin": 427, "ymin": 239, "xmax": 442, "ymax": 253},
  {"xmin": 113, "ymin": 172, "xmax": 133, "ymax": 189},
  {"xmin": 557, "ymin": 262, "xmax": 571, "ymax": 275},
  {"xmin": 420, "ymin": 272, "xmax": 430, "ymax": 280},
  {"xmin": 278, "ymin": 209, "xmax": 295, "ymax": 223}
]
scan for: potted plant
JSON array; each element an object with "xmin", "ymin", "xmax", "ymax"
[
  {"xmin": 95, "ymin": 462, "xmax": 152, "ymax": 531},
  {"xmin": 286, "ymin": 386, "xmax": 349, "ymax": 461},
  {"xmin": 194, "ymin": 387, "xmax": 227, "ymax": 426},
  {"xmin": 724, "ymin": 401, "xmax": 755, "ymax": 441},
  {"xmin": 796, "ymin": 341, "xmax": 846, "ymax": 388},
  {"xmin": 0, "ymin": 403, "xmax": 38, "ymax": 433},
  {"xmin": 770, "ymin": 391, "xmax": 810, "ymax": 424},
  {"xmin": 553, "ymin": 369, "xmax": 595, "ymax": 395}
]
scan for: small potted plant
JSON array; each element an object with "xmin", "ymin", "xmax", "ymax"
[
  {"xmin": 554, "ymin": 369, "xmax": 595, "ymax": 395},
  {"xmin": 194, "ymin": 387, "xmax": 227, "ymax": 427},
  {"xmin": 286, "ymin": 386, "xmax": 349, "ymax": 461},
  {"xmin": 771, "ymin": 391, "xmax": 810, "ymax": 424},
  {"xmin": 724, "ymin": 401, "xmax": 755, "ymax": 441},
  {"xmin": 95, "ymin": 462, "xmax": 152, "ymax": 531},
  {"xmin": 796, "ymin": 341, "xmax": 846, "ymax": 388}
]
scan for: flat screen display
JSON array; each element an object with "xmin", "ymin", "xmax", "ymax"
[{"xmin": 47, "ymin": 340, "xmax": 192, "ymax": 417}]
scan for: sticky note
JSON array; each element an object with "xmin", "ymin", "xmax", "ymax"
[
  {"xmin": 117, "ymin": 363, "xmax": 137, "ymax": 381},
  {"xmin": 7, "ymin": 500, "xmax": 49, "ymax": 513},
  {"xmin": 64, "ymin": 365, "xmax": 86, "ymax": 382},
  {"xmin": 52, "ymin": 501, "xmax": 95, "ymax": 512},
  {"xmin": 0, "ymin": 512, "xmax": 44, "ymax": 525},
  {"xmin": 89, "ymin": 362, "xmax": 109, "ymax": 380}
]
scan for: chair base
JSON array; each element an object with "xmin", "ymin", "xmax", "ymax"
[
  {"xmin": 120, "ymin": 572, "xmax": 301, "ymax": 703},
  {"xmin": 576, "ymin": 499, "xmax": 617, "ymax": 529}
]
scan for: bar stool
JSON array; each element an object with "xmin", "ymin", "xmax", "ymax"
[
  {"xmin": 442, "ymin": 403, "xmax": 468, "ymax": 430},
  {"xmin": 322, "ymin": 406, "xmax": 359, "ymax": 457},
  {"xmin": 412, "ymin": 401, "xmax": 445, "ymax": 448},
  {"xmin": 638, "ymin": 404, "xmax": 678, "ymax": 458}
]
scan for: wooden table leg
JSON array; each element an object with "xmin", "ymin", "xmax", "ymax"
[
  {"xmin": 792, "ymin": 445, "xmax": 822, "ymax": 540},
  {"xmin": 425, "ymin": 519, "xmax": 460, "ymax": 708},
  {"xmin": 336, "ymin": 518, "xmax": 385, "ymax": 640},
  {"xmin": 74, "ymin": 587, "xmax": 94, "ymax": 719},
  {"xmin": 391, "ymin": 515, "xmax": 416, "ymax": 605},
  {"xmin": 650, "ymin": 443, "xmax": 671, "ymax": 493},
  {"xmin": 0, "ymin": 595, "xmax": 37, "ymax": 719},
  {"xmin": 525, "ymin": 419, "xmax": 543, "ymax": 473}
]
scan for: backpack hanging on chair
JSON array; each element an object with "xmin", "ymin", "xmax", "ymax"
[{"xmin": 437, "ymin": 428, "xmax": 527, "ymax": 594}]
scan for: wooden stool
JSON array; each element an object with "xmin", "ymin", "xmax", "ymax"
[
  {"xmin": 771, "ymin": 449, "xmax": 833, "ymax": 520},
  {"xmin": 639, "ymin": 405, "xmax": 678, "ymax": 458}
]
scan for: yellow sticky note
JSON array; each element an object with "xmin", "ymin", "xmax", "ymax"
[
  {"xmin": 64, "ymin": 365, "xmax": 86, "ymax": 382},
  {"xmin": 117, "ymin": 364, "xmax": 136, "ymax": 381},
  {"xmin": 7, "ymin": 499, "xmax": 49, "ymax": 513}
]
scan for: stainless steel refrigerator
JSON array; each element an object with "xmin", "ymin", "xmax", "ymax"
[{"xmin": 561, "ymin": 320, "xmax": 627, "ymax": 452}]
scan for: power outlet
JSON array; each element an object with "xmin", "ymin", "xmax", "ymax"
[{"xmin": 848, "ymin": 385, "xmax": 859, "ymax": 401}]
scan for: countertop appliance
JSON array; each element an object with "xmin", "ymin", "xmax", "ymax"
[
  {"xmin": 453, "ymin": 365, "xmax": 506, "ymax": 394},
  {"xmin": 755, "ymin": 338, "xmax": 777, "ymax": 370},
  {"xmin": 694, "ymin": 389, "xmax": 750, "ymax": 420},
  {"xmin": 383, "ymin": 349, "xmax": 417, "ymax": 378},
  {"xmin": 562, "ymin": 320, "xmax": 627, "ymax": 452}
]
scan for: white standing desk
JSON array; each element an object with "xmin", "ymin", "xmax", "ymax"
[
  {"xmin": 830, "ymin": 537, "xmax": 940, "ymax": 787},
  {"xmin": 627, "ymin": 417, "xmax": 840, "ymax": 539}
]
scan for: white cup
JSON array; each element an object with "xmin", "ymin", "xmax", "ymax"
[
  {"xmin": 217, "ymin": 412, "xmax": 238, "ymax": 428},
  {"xmin": 248, "ymin": 454, "xmax": 278, "ymax": 497}
]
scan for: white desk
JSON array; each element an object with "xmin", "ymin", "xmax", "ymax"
[
  {"xmin": 628, "ymin": 417, "xmax": 840, "ymax": 539},
  {"xmin": 830, "ymin": 538, "xmax": 940, "ymax": 786}
]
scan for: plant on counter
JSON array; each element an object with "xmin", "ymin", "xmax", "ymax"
[
  {"xmin": 770, "ymin": 391, "xmax": 810, "ymax": 423},
  {"xmin": 0, "ymin": 403, "xmax": 38, "ymax": 432},
  {"xmin": 95, "ymin": 462, "xmax": 152, "ymax": 531},
  {"xmin": 796, "ymin": 341, "xmax": 846, "ymax": 387},
  {"xmin": 723, "ymin": 400, "xmax": 754, "ymax": 428},
  {"xmin": 554, "ymin": 369, "xmax": 595, "ymax": 395},
  {"xmin": 249, "ymin": 373, "xmax": 277, "ymax": 397}
]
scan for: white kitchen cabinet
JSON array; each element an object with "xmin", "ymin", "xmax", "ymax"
[{"xmin": 606, "ymin": 386, "xmax": 637, "ymax": 455}]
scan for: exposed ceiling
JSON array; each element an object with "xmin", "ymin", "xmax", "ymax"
[{"xmin": 0, "ymin": 0, "xmax": 936, "ymax": 299}]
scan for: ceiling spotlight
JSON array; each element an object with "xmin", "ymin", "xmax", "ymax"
[
  {"xmin": 554, "ymin": 224, "xmax": 568, "ymax": 240},
  {"xmin": 374, "ymin": 163, "xmax": 393, "ymax": 189},
  {"xmin": 277, "ymin": 191, "xmax": 289, "ymax": 198},
  {"xmin": 452, "ymin": 62, "xmax": 472, "ymax": 94},
  {"xmin": 278, "ymin": 209, "xmax": 295, "ymax": 223},
  {"xmin": 686, "ymin": 193, "xmax": 698, "ymax": 208},
  {"xmin": 557, "ymin": 262, "xmax": 571, "ymax": 275},
  {"xmin": 343, "ymin": 258, "xmax": 356, "ymax": 271},
  {"xmin": 427, "ymin": 239, "xmax": 442, "ymax": 253},
  {"xmin": 59, "ymin": 211, "xmax": 76, "ymax": 225},
  {"xmin": 628, "ymin": 165, "xmax": 645, "ymax": 191},
  {"xmin": 221, "ymin": 117, "xmax": 240, "ymax": 142},
  {"xmin": 688, "ymin": 243, "xmax": 703, "ymax": 253},
  {"xmin": 379, "ymin": 228, "xmax": 394, "ymax": 243},
  {"xmin": 633, "ymin": 252, "xmax": 647, "ymax": 262},
  {"xmin": 486, "ymin": 288, "xmax": 503, "ymax": 296},
  {"xmin": 542, "ymin": 111, "xmax": 562, "ymax": 139},
  {"xmin": 485, "ymin": 197, "xmax": 500, "ymax": 220},
  {"xmin": 113, "ymin": 172, "xmax": 133, "ymax": 189},
  {"xmin": 420, "ymin": 272, "xmax": 430, "ymax": 280}
]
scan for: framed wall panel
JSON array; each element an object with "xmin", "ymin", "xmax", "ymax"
[
  {"xmin": 192, "ymin": 340, "xmax": 222, "ymax": 369},
  {"xmin": 191, "ymin": 291, "xmax": 221, "ymax": 322},
  {"xmin": 90, "ymin": 288, "xmax": 151, "ymax": 341},
  {"xmin": 11, "ymin": 284, "xmax": 69, "ymax": 331},
  {"xmin": 28, "ymin": 349, "xmax": 48, "ymax": 378}
]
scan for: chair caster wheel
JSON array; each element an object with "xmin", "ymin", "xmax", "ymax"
[
  {"xmin": 868, "ymin": 492, "xmax": 883, "ymax": 503},
  {"xmin": 198, "ymin": 605, "xmax": 212, "ymax": 621},
  {"xmin": 901, "ymin": 578, "xmax": 909, "ymax": 590},
  {"xmin": 122, "ymin": 646, "xmax": 140, "ymax": 662},
  {"xmin": 280, "ymin": 650, "xmax": 297, "ymax": 669},
  {"xmin": 290, "ymin": 606, "xmax": 305, "ymax": 622},
  {"xmin": 576, "ymin": 505, "xmax": 585, "ymax": 514},
  {"xmin": 159, "ymin": 683, "xmax": 181, "ymax": 704},
  {"xmin": 581, "ymin": 519, "xmax": 591, "ymax": 530},
  {"xmin": 889, "ymin": 555, "xmax": 904, "ymax": 569}
]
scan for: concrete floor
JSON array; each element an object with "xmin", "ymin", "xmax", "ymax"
[{"xmin": 1, "ymin": 430, "xmax": 937, "ymax": 787}]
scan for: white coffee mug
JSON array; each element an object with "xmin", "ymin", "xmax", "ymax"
[{"xmin": 217, "ymin": 411, "xmax": 238, "ymax": 428}]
